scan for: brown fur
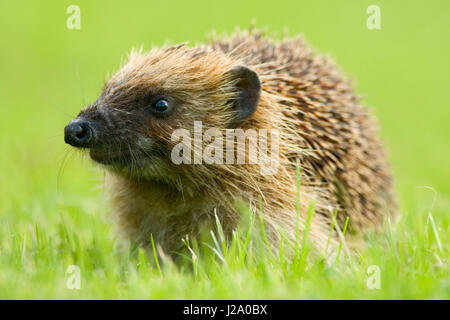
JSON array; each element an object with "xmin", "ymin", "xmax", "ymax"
[{"xmin": 71, "ymin": 29, "xmax": 397, "ymax": 258}]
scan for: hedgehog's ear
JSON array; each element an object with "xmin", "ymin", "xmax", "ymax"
[{"xmin": 226, "ymin": 66, "xmax": 261, "ymax": 127}]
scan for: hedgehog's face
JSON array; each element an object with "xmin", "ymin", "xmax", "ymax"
[{"xmin": 64, "ymin": 49, "xmax": 261, "ymax": 180}]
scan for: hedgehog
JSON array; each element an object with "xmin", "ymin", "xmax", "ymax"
[{"xmin": 64, "ymin": 29, "xmax": 396, "ymax": 258}]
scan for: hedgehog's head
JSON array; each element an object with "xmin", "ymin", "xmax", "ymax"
[{"xmin": 64, "ymin": 46, "xmax": 261, "ymax": 181}]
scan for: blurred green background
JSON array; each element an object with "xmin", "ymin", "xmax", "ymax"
[{"xmin": 0, "ymin": 0, "xmax": 448, "ymax": 298}]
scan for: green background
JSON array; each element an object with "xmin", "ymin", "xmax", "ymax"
[{"xmin": 0, "ymin": 0, "xmax": 448, "ymax": 299}]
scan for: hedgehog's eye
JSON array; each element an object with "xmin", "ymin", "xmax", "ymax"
[{"xmin": 151, "ymin": 99, "xmax": 170, "ymax": 114}]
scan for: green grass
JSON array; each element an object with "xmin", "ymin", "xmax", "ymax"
[{"xmin": 0, "ymin": 0, "xmax": 449, "ymax": 299}]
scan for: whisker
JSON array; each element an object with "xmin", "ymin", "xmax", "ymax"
[{"xmin": 56, "ymin": 147, "xmax": 75, "ymax": 197}]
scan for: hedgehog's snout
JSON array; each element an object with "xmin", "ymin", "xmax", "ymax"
[{"xmin": 64, "ymin": 118, "xmax": 96, "ymax": 148}]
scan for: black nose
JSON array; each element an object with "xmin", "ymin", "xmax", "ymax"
[{"xmin": 64, "ymin": 119, "xmax": 94, "ymax": 147}]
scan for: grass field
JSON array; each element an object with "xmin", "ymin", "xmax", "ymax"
[{"xmin": 0, "ymin": 0, "xmax": 449, "ymax": 299}]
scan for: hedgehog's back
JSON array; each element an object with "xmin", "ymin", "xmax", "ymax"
[{"xmin": 210, "ymin": 30, "xmax": 397, "ymax": 230}]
